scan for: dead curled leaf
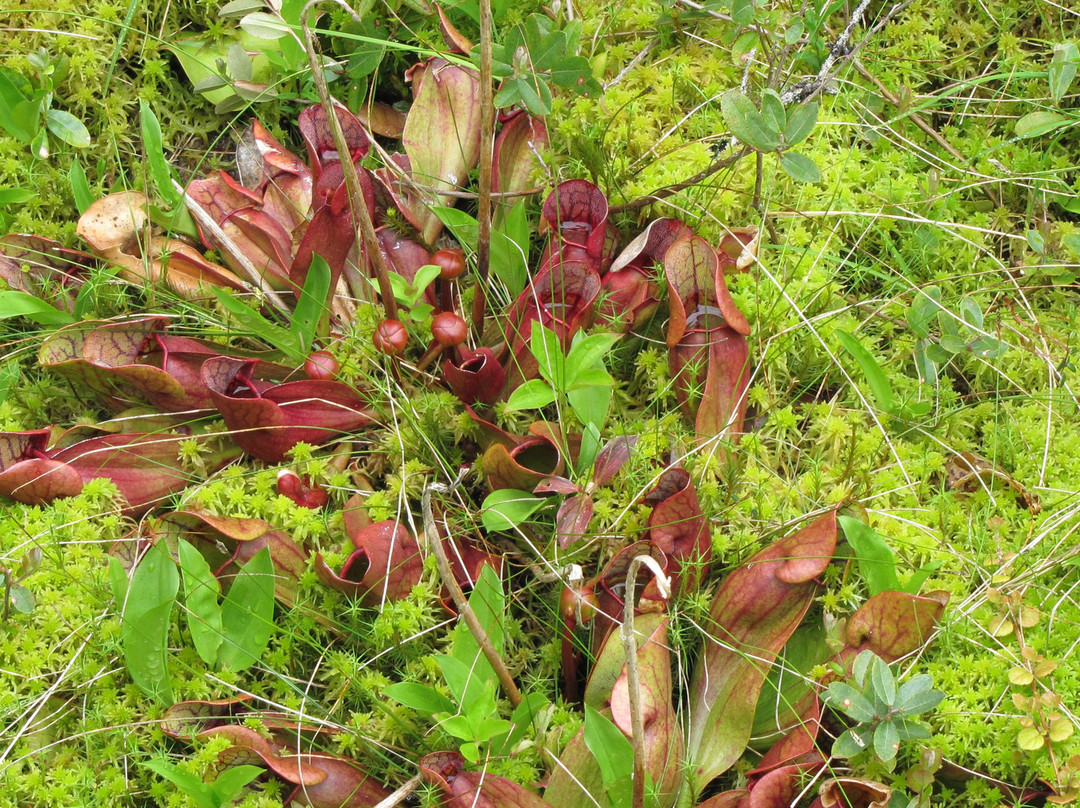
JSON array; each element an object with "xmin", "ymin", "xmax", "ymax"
[
  {"xmin": 945, "ymin": 451, "xmax": 1040, "ymax": 512},
  {"xmin": 76, "ymin": 191, "xmax": 244, "ymax": 297}
]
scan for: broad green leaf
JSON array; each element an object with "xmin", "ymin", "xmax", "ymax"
[
  {"xmin": 566, "ymin": 332, "xmax": 621, "ymax": 383},
  {"xmin": 780, "ymin": 151, "xmax": 821, "ymax": 183},
  {"xmin": 1017, "ymin": 726, "xmax": 1045, "ymax": 751},
  {"xmin": 0, "ymin": 291, "xmax": 75, "ymax": 326},
  {"xmin": 480, "ymin": 489, "xmax": 544, "ymax": 532},
  {"xmin": 584, "ymin": 705, "xmax": 634, "ymax": 808},
  {"xmin": 892, "ymin": 717, "xmax": 932, "ymax": 741},
  {"xmin": 1015, "ymin": 110, "xmax": 1070, "ymax": 138},
  {"xmin": 430, "ymin": 207, "xmax": 527, "ymax": 296},
  {"xmin": 839, "ymin": 515, "xmax": 900, "ymax": 596},
  {"xmin": 531, "ymin": 321, "xmax": 566, "ymax": 389},
  {"xmin": 568, "ymin": 383, "xmax": 611, "ymax": 431},
  {"xmin": 122, "ymin": 542, "xmax": 178, "ymax": 704},
  {"xmin": 784, "ymin": 101, "xmax": 818, "ymax": 146},
  {"xmin": 290, "ymin": 253, "xmax": 332, "ymax": 354},
  {"xmin": 219, "ymin": 0, "xmax": 264, "ymax": 16},
  {"xmin": 226, "ymin": 42, "xmax": 253, "ymax": 82},
  {"xmin": 178, "ymin": 539, "xmax": 223, "ymax": 667},
  {"xmin": 384, "ymin": 682, "xmax": 456, "ymax": 715},
  {"xmin": 217, "ymin": 547, "xmax": 275, "ymax": 672},
  {"xmin": 140, "ymin": 102, "xmax": 181, "ymax": 207},
  {"xmin": 449, "ymin": 564, "xmax": 505, "ymax": 706},
  {"xmin": 505, "ymin": 379, "xmax": 557, "ymax": 411},
  {"xmin": 566, "ymin": 367, "xmax": 614, "ymax": 391},
  {"xmin": 721, "ymin": 90, "xmax": 780, "ymax": 152},
  {"xmin": 835, "ymin": 329, "xmax": 896, "ymax": 414},
  {"xmin": 496, "ymin": 692, "xmax": 550, "ymax": 756},
  {"xmin": 45, "ymin": 108, "xmax": 90, "ymax": 148}
]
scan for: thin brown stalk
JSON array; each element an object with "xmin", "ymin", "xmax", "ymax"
[
  {"xmin": 300, "ymin": 0, "xmax": 397, "ymax": 321},
  {"xmin": 422, "ymin": 475, "xmax": 522, "ymax": 708},
  {"xmin": 470, "ymin": 0, "xmax": 496, "ymax": 335}
]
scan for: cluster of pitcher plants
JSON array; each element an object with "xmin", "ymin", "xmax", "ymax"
[{"xmin": 0, "ymin": 42, "xmax": 953, "ymax": 808}]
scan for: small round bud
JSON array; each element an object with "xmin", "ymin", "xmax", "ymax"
[
  {"xmin": 373, "ymin": 319, "xmax": 409, "ymax": 355},
  {"xmin": 304, "ymin": 350, "xmax": 339, "ymax": 381},
  {"xmin": 432, "ymin": 248, "xmax": 467, "ymax": 280},
  {"xmin": 430, "ymin": 312, "xmax": 468, "ymax": 347}
]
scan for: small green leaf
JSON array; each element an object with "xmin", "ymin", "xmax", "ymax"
[
  {"xmin": 869, "ymin": 655, "xmax": 897, "ymax": 706},
  {"xmin": 780, "ymin": 151, "xmax": 821, "ymax": 183},
  {"xmin": 832, "ymin": 727, "xmax": 869, "ymax": 758},
  {"xmin": 892, "ymin": 717, "xmax": 932, "ymax": 741},
  {"xmin": 212, "ymin": 288, "xmax": 303, "ymax": 362},
  {"xmin": 384, "ymin": 682, "xmax": 456, "ymax": 715},
  {"xmin": 1015, "ymin": 110, "xmax": 1070, "ymax": 138},
  {"xmin": 1017, "ymin": 726, "xmax": 1045, "ymax": 751},
  {"xmin": 898, "ymin": 678, "xmax": 944, "ymax": 715},
  {"xmin": 835, "ymin": 329, "xmax": 896, "ymax": 414},
  {"xmin": 238, "ymin": 11, "xmax": 289, "ymax": 39},
  {"xmin": 45, "ymin": 108, "xmax": 90, "ymax": 148},
  {"xmin": 759, "ymin": 90, "xmax": 786, "ymax": 135},
  {"xmin": 140, "ymin": 102, "xmax": 181, "ymax": 207},
  {"xmin": 217, "ymin": 547, "xmax": 275, "ymax": 672},
  {"xmin": 481, "ymin": 489, "xmax": 545, "ymax": 532},
  {"xmin": 0, "ymin": 360, "xmax": 20, "ymax": 407},
  {"xmin": 68, "ymin": 158, "xmax": 93, "ymax": 214},
  {"xmin": 839, "ymin": 515, "xmax": 900, "ymax": 596},
  {"xmin": 721, "ymin": 90, "xmax": 780, "ymax": 152},
  {"xmin": 826, "ymin": 683, "xmax": 877, "ymax": 723},
  {"xmin": 566, "ymin": 332, "xmax": 622, "ymax": 382},
  {"xmin": 505, "ymin": 379, "xmax": 557, "ymax": 411},
  {"xmin": 784, "ymin": 101, "xmax": 818, "ymax": 146},
  {"xmin": 958, "ymin": 296, "xmax": 984, "ymax": 330},
  {"xmin": 874, "ymin": 720, "xmax": 901, "ymax": 762},
  {"xmin": 8, "ymin": 584, "xmax": 35, "ymax": 613},
  {"xmin": 142, "ymin": 760, "xmax": 214, "ymax": 808},
  {"xmin": 1049, "ymin": 43, "xmax": 1079, "ymax": 104},
  {"xmin": 784, "ymin": 19, "xmax": 804, "ymax": 44},
  {"xmin": 731, "ymin": 0, "xmax": 755, "ymax": 25},
  {"xmin": 207, "ymin": 765, "xmax": 263, "ymax": 805},
  {"xmin": 290, "ymin": 253, "xmax": 332, "ymax": 354},
  {"xmin": 1025, "ymin": 230, "xmax": 1046, "ymax": 255}
]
